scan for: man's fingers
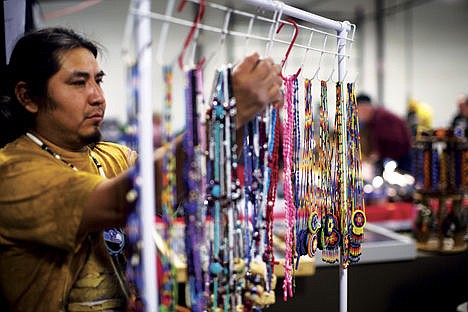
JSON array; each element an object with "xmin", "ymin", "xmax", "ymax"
[
  {"xmin": 236, "ymin": 52, "xmax": 260, "ymax": 72},
  {"xmin": 269, "ymin": 85, "xmax": 284, "ymax": 108}
]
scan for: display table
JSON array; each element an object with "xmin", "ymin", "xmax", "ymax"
[
  {"xmin": 156, "ymin": 220, "xmax": 467, "ymax": 311},
  {"xmin": 365, "ymin": 201, "xmax": 416, "ymax": 231},
  {"xmin": 267, "ymin": 223, "xmax": 467, "ymax": 312}
]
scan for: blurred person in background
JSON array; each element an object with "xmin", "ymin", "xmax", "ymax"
[
  {"xmin": 406, "ymin": 97, "xmax": 433, "ymax": 137},
  {"xmin": 357, "ymin": 93, "xmax": 413, "ymax": 176},
  {"xmin": 450, "ymin": 94, "xmax": 468, "ymax": 131}
]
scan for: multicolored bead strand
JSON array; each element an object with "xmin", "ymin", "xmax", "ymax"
[
  {"xmin": 159, "ymin": 65, "xmax": 178, "ymax": 311},
  {"xmin": 292, "ymin": 77, "xmax": 308, "ymax": 266},
  {"xmin": 303, "ymin": 79, "xmax": 319, "ymax": 259},
  {"xmin": 318, "ymin": 80, "xmax": 332, "ymax": 256},
  {"xmin": 347, "ymin": 83, "xmax": 365, "ymax": 263},
  {"xmin": 124, "ymin": 63, "xmax": 144, "ymax": 311},
  {"xmin": 321, "ymin": 82, "xmax": 342, "ymax": 264}
]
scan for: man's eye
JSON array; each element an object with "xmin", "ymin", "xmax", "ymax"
[
  {"xmin": 96, "ymin": 77, "xmax": 104, "ymax": 86},
  {"xmin": 72, "ymin": 80, "xmax": 86, "ymax": 86}
]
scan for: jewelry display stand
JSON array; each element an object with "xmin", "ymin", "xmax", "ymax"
[
  {"xmin": 125, "ymin": 0, "xmax": 358, "ymax": 310},
  {"xmin": 413, "ymin": 128, "xmax": 468, "ymax": 253}
]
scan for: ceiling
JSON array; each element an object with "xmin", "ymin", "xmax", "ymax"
[
  {"xmin": 34, "ymin": 0, "xmax": 460, "ymax": 29},
  {"xmin": 286, "ymin": 0, "xmax": 442, "ymax": 23}
]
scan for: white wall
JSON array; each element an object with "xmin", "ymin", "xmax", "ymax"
[
  {"xmin": 39, "ymin": 0, "xmax": 133, "ymax": 124},
  {"xmin": 37, "ymin": 0, "xmax": 468, "ymax": 130},
  {"xmin": 358, "ymin": 0, "xmax": 468, "ymax": 127}
]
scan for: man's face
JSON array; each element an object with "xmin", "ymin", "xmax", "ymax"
[
  {"xmin": 457, "ymin": 96, "xmax": 468, "ymax": 118},
  {"xmin": 35, "ymin": 47, "xmax": 106, "ymax": 150},
  {"xmin": 357, "ymin": 102, "xmax": 373, "ymax": 124}
]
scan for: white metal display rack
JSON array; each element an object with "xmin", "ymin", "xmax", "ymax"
[{"xmin": 126, "ymin": 1, "xmax": 356, "ymax": 311}]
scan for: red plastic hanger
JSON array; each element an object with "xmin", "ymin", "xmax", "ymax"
[
  {"xmin": 276, "ymin": 19, "xmax": 301, "ymax": 79},
  {"xmin": 178, "ymin": 0, "xmax": 206, "ymax": 70}
]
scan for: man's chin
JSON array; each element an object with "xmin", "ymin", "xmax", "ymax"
[{"xmin": 82, "ymin": 130, "xmax": 102, "ymax": 146}]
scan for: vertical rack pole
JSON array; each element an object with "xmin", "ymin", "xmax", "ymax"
[
  {"xmin": 338, "ymin": 20, "xmax": 350, "ymax": 312},
  {"xmin": 136, "ymin": 0, "xmax": 158, "ymax": 310}
]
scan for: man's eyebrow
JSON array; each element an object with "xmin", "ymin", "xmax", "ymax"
[{"xmin": 69, "ymin": 70, "xmax": 105, "ymax": 79}]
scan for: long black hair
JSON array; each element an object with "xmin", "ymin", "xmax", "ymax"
[{"xmin": 0, "ymin": 27, "xmax": 99, "ymax": 147}]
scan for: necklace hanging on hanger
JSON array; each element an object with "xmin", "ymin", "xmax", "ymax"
[
  {"xmin": 281, "ymin": 74, "xmax": 297, "ymax": 301},
  {"xmin": 158, "ymin": 65, "xmax": 178, "ymax": 310},
  {"xmin": 347, "ymin": 83, "xmax": 366, "ymax": 264},
  {"xmin": 182, "ymin": 66, "xmax": 206, "ymax": 311},
  {"xmin": 302, "ymin": 78, "xmax": 320, "ymax": 259}
]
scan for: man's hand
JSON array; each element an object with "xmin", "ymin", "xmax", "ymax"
[{"xmin": 232, "ymin": 52, "xmax": 283, "ymax": 129}]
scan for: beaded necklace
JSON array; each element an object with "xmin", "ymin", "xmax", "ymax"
[
  {"xmin": 159, "ymin": 65, "xmax": 178, "ymax": 310},
  {"xmin": 302, "ymin": 78, "xmax": 319, "ymax": 259},
  {"xmin": 292, "ymin": 77, "xmax": 307, "ymax": 267},
  {"xmin": 224, "ymin": 66, "xmax": 243, "ymax": 311},
  {"xmin": 281, "ymin": 75, "xmax": 297, "ymax": 301},
  {"xmin": 25, "ymin": 131, "xmax": 130, "ymax": 294},
  {"xmin": 244, "ymin": 115, "xmax": 267, "ymax": 267},
  {"xmin": 321, "ymin": 82, "xmax": 342, "ymax": 264},
  {"xmin": 317, "ymin": 80, "xmax": 339, "ymax": 264},
  {"xmin": 122, "ymin": 63, "xmax": 144, "ymax": 311},
  {"xmin": 26, "ymin": 132, "xmax": 90, "ymax": 172},
  {"xmin": 318, "ymin": 80, "xmax": 331, "ymax": 242},
  {"xmin": 338, "ymin": 82, "xmax": 353, "ymax": 266},
  {"xmin": 182, "ymin": 68, "xmax": 205, "ymax": 311},
  {"xmin": 243, "ymin": 117, "xmax": 256, "ymax": 265},
  {"xmin": 291, "ymin": 77, "xmax": 312, "ymax": 269},
  {"xmin": 207, "ymin": 69, "xmax": 224, "ymax": 311},
  {"xmin": 413, "ymin": 143, "xmax": 425, "ymax": 190},
  {"xmin": 262, "ymin": 105, "xmax": 281, "ymax": 292},
  {"xmin": 439, "ymin": 148, "xmax": 447, "ymax": 192},
  {"xmin": 424, "ymin": 146, "xmax": 432, "ymax": 192},
  {"xmin": 347, "ymin": 83, "xmax": 366, "ymax": 263},
  {"xmin": 206, "ymin": 66, "xmax": 247, "ymax": 311}
]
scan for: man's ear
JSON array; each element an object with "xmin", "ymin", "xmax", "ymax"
[{"xmin": 14, "ymin": 81, "xmax": 38, "ymax": 113}]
